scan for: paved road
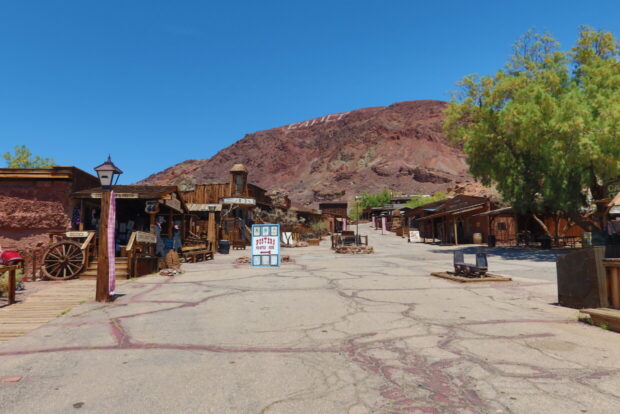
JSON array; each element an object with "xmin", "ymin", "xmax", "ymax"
[{"xmin": 1, "ymin": 224, "xmax": 619, "ymax": 413}]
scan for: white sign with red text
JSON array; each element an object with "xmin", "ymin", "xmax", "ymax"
[{"xmin": 251, "ymin": 224, "xmax": 280, "ymax": 267}]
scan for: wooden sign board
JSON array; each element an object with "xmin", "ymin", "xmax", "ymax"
[
  {"xmin": 135, "ymin": 231, "xmax": 157, "ymax": 244},
  {"xmin": 159, "ymin": 198, "xmax": 182, "ymax": 212},
  {"xmin": 221, "ymin": 197, "xmax": 256, "ymax": 206},
  {"xmin": 65, "ymin": 231, "xmax": 90, "ymax": 238},
  {"xmin": 90, "ymin": 193, "xmax": 139, "ymax": 199}
]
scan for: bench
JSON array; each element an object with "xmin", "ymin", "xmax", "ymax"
[
  {"xmin": 232, "ymin": 240, "xmax": 246, "ymax": 250},
  {"xmin": 453, "ymin": 251, "xmax": 488, "ymax": 277},
  {"xmin": 181, "ymin": 245, "xmax": 214, "ymax": 263}
]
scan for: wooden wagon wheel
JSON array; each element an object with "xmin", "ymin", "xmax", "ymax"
[{"xmin": 41, "ymin": 240, "xmax": 85, "ymax": 280}]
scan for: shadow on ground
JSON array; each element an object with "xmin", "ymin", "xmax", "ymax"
[{"xmin": 429, "ymin": 245, "xmax": 573, "ymax": 262}]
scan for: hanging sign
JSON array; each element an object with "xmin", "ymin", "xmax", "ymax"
[
  {"xmin": 221, "ymin": 197, "xmax": 256, "ymax": 206},
  {"xmin": 65, "ymin": 231, "xmax": 90, "ymax": 238},
  {"xmin": 251, "ymin": 224, "xmax": 280, "ymax": 267},
  {"xmin": 90, "ymin": 192, "xmax": 138, "ymax": 199},
  {"xmin": 145, "ymin": 200, "xmax": 159, "ymax": 213}
]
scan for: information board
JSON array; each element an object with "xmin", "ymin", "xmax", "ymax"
[{"xmin": 251, "ymin": 224, "xmax": 280, "ymax": 267}]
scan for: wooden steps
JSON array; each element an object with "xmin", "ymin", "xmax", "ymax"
[
  {"xmin": 581, "ymin": 308, "xmax": 620, "ymax": 332},
  {"xmin": 0, "ymin": 279, "xmax": 104, "ymax": 343},
  {"xmin": 80, "ymin": 257, "xmax": 129, "ymax": 280}
]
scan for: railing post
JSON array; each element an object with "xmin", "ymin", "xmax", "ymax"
[{"xmin": 8, "ymin": 267, "xmax": 16, "ymax": 305}]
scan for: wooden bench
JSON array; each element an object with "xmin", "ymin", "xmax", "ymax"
[
  {"xmin": 453, "ymin": 251, "xmax": 488, "ymax": 277},
  {"xmin": 232, "ymin": 240, "xmax": 246, "ymax": 250},
  {"xmin": 181, "ymin": 245, "xmax": 214, "ymax": 263}
]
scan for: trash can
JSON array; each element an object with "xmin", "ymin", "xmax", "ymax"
[
  {"xmin": 487, "ymin": 235, "xmax": 496, "ymax": 248},
  {"xmin": 218, "ymin": 240, "xmax": 231, "ymax": 254}
]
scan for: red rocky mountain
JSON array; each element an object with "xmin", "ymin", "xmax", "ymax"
[{"xmin": 140, "ymin": 100, "xmax": 475, "ymax": 206}]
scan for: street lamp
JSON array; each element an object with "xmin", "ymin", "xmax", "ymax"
[
  {"xmin": 94, "ymin": 155, "xmax": 123, "ymax": 188},
  {"xmin": 93, "ymin": 156, "xmax": 123, "ymax": 302}
]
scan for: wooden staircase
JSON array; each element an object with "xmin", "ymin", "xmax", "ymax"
[{"xmin": 80, "ymin": 257, "xmax": 130, "ymax": 280}]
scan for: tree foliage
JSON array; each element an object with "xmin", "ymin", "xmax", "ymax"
[
  {"xmin": 444, "ymin": 27, "xmax": 620, "ymax": 234},
  {"xmin": 349, "ymin": 189, "xmax": 392, "ymax": 219},
  {"xmin": 405, "ymin": 192, "xmax": 447, "ymax": 209},
  {"xmin": 2, "ymin": 145, "xmax": 55, "ymax": 168}
]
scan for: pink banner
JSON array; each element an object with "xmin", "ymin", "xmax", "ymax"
[
  {"xmin": 371, "ymin": 216, "xmax": 376, "ymax": 228},
  {"xmin": 343, "ymin": 218, "xmax": 347, "ymax": 231},
  {"xmin": 381, "ymin": 217, "xmax": 387, "ymax": 235},
  {"xmin": 108, "ymin": 191, "xmax": 116, "ymax": 295}
]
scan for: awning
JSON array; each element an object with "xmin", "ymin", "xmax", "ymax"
[
  {"xmin": 418, "ymin": 203, "xmax": 486, "ymax": 221},
  {"xmin": 473, "ymin": 207, "xmax": 513, "ymax": 217}
]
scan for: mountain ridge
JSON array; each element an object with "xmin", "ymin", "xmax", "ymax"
[{"xmin": 140, "ymin": 100, "xmax": 475, "ymax": 206}]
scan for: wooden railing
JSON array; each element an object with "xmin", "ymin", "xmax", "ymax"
[{"xmin": 0, "ymin": 265, "xmax": 19, "ymax": 305}]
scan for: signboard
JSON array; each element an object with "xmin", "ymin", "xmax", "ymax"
[
  {"xmin": 145, "ymin": 200, "xmax": 159, "ymax": 213},
  {"xmin": 160, "ymin": 198, "xmax": 182, "ymax": 212},
  {"xmin": 90, "ymin": 192, "xmax": 139, "ymax": 199},
  {"xmin": 409, "ymin": 230, "xmax": 422, "ymax": 242},
  {"xmin": 135, "ymin": 231, "xmax": 157, "ymax": 244},
  {"xmin": 65, "ymin": 231, "xmax": 89, "ymax": 238},
  {"xmin": 221, "ymin": 197, "xmax": 256, "ymax": 206},
  {"xmin": 251, "ymin": 224, "xmax": 280, "ymax": 267}
]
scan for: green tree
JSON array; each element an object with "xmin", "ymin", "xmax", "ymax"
[
  {"xmin": 444, "ymin": 27, "xmax": 620, "ymax": 236},
  {"xmin": 349, "ymin": 189, "xmax": 392, "ymax": 219},
  {"xmin": 405, "ymin": 192, "xmax": 447, "ymax": 209},
  {"xmin": 3, "ymin": 145, "xmax": 55, "ymax": 168}
]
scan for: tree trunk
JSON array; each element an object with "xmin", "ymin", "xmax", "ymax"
[{"xmin": 532, "ymin": 213, "xmax": 552, "ymax": 237}]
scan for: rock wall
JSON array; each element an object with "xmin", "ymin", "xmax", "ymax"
[{"xmin": 0, "ymin": 180, "xmax": 74, "ymax": 250}]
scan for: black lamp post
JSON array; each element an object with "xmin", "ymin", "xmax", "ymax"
[{"xmin": 93, "ymin": 156, "xmax": 123, "ymax": 302}]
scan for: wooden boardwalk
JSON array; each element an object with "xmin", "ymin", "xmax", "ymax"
[{"xmin": 0, "ymin": 279, "xmax": 106, "ymax": 343}]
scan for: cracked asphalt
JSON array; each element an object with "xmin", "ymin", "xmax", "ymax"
[{"xmin": 1, "ymin": 223, "xmax": 619, "ymax": 414}]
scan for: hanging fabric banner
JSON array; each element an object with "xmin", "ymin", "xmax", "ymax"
[
  {"xmin": 381, "ymin": 216, "xmax": 387, "ymax": 235},
  {"xmin": 108, "ymin": 191, "xmax": 117, "ymax": 295},
  {"xmin": 371, "ymin": 216, "xmax": 376, "ymax": 229}
]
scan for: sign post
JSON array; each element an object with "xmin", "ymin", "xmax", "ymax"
[{"xmin": 251, "ymin": 224, "xmax": 280, "ymax": 267}]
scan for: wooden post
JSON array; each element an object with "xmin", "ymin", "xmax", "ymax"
[
  {"xmin": 79, "ymin": 200, "xmax": 85, "ymax": 231},
  {"xmin": 454, "ymin": 218, "xmax": 459, "ymax": 245},
  {"xmin": 8, "ymin": 267, "xmax": 16, "ymax": 305},
  {"xmin": 208, "ymin": 211, "xmax": 216, "ymax": 251},
  {"xmin": 96, "ymin": 190, "xmax": 111, "ymax": 302},
  {"xmin": 31, "ymin": 250, "xmax": 37, "ymax": 281},
  {"xmin": 611, "ymin": 267, "xmax": 620, "ymax": 309},
  {"xmin": 149, "ymin": 212, "xmax": 157, "ymax": 234}
]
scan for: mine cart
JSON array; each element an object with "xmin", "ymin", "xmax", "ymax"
[{"xmin": 41, "ymin": 231, "xmax": 96, "ymax": 280}]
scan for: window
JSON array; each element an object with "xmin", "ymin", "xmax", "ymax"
[{"xmin": 497, "ymin": 222, "xmax": 507, "ymax": 231}]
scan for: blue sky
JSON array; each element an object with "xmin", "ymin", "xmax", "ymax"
[{"xmin": 0, "ymin": 1, "xmax": 618, "ymax": 183}]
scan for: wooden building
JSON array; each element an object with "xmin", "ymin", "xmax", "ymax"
[
  {"xmin": 406, "ymin": 195, "xmax": 492, "ymax": 245},
  {"xmin": 0, "ymin": 167, "xmax": 99, "ymax": 251},
  {"xmin": 177, "ymin": 164, "xmax": 273, "ymax": 246},
  {"xmin": 319, "ymin": 202, "xmax": 348, "ymax": 233},
  {"xmin": 72, "ymin": 185, "xmax": 190, "ymax": 248}
]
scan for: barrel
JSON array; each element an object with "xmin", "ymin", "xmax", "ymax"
[{"xmin": 473, "ymin": 233, "xmax": 483, "ymax": 244}]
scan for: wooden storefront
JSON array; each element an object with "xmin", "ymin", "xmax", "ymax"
[
  {"xmin": 178, "ymin": 164, "xmax": 273, "ymax": 247},
  {"xmin": 412, "ymin": 195, "xmax": 492, "ymax": 245}
]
